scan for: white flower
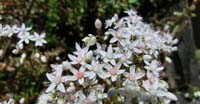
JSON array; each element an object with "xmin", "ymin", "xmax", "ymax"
[
  {"xmin": 75, "ymin": 90, "xmax": 97, "ymax": 104},
  {"xmin": 62, "ymin": 61, "xmax": 73, "ymax": 70},
  {"xmin": 32, "ymin": 32, "xmax": 47, "ymax": 46},
  {"xmin": 118, "ymin": 50, "xmax": 132, "ymax": 67},
  {"xmin": 17, "ymin": 23, "xmax": 32, "ymax": 38},
  {"xmin": 108, "ymin": 28, "xmax": 132, "ymax": 43},
  {"xmin": 68, "ymin": 43, "xmax": 92, "ymax": 65},
  {"xmin": 1, "ymin": 98, "xmax": 15, "ymax": 104},
  {"xmin": 85, "ymin": 60, "xmax": 107, "ymax": 79},
  {"xmin": 123, "ymin": 66, "xmax": 145, "ymax": 86},
  {"xmin": 66, "ymin": 67, "xmax": 94, "ymax": 85},
  {"xmin": 104, "ymin": 63, "xmax": 124, "ymax": 82},
  {"xmin": 46, "ymin": 68, "xmax": 68, "ymax": 93},
  {"xmin": 2, "ymin": 25, "xmax": 17, "ymax": 37},
  {"xmin": 18, "ymin": 32, "xmax": 33, "ymax": 44},
  {"xmin": 36, "ymin": 93, "xmax": 51, "ymax": 104},
  {"xmin": 144, "ymin": 60, "xmax": 164, "ymax": 74},
  {"xmin": 50, "ymin": 64, "xmax": 63, "ymax": 71},
  {"xmin": 124, "ymin": 9, "xmax": 137, "ymax": 16},
  {"xmin": 105, "ymin": 14, "xmax": 118, "ymax": 28},
  {"xmin": 99, "ymin": 45, "xmax": 122, "ymax": 65}
]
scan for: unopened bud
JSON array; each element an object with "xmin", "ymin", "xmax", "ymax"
[
  {"xmin": 41, "ymin": 55, "xmax": 47, "ymax": 63},
  {"xmin": 95, "ymin": 19, "xmax": 102, "ymax": 29},
  {"xmin": 19, "ymin": 98, "xmax": 25, "ymax": 104},
  {"xmin": 12, "ymin": 49, "xmax": 19, "ymax": 54},
  {"xmin": 34, "ymin": 53, "xmax": 40, "ymax": 58}
]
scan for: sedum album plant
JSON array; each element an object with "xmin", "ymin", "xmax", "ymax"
[{"xmin": 43, "ymin": 10, "xmax": 178, "ymax": 104}]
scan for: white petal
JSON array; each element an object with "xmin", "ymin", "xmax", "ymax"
[
  {"xmin": 165, "ymin": 92, "xmax": 177, "ymax": 101},
  {"xmin": 56, "ymin": 68, "xmax": 63, "ymax": 77},
  {"xmin": 79, "ymin": 67, "xmax": 85, "ymax": 72},
  {"xmin": 68, "ymin": 54, "xmax": 76, "ymax": 61},
  {"xmin": 133, "ymin": 48, "xmax": 142, "ymax": 53},
  {"xmin": 110, "ymin": 60, "xmax": 116, "ymax": 65},
  {"xmin": 85, "ymin": 72, "xmax": 96, "ymax": 79},
  {"xmin": 98, "ymin": 72, "xmax": 110, "ymax": 79},
  {"xmin": 46, "ymin": 73, "xmax": 56, "ymax": 82},
  {"xmin": 117, "ymin": 70, "xmax": 124, "ymax": 75},
  {"xmin": 78, "ymin": 78, "xmax": 84, "ymax": 85},
  {"xmin": 75, "ymin": 43, "xmax": 81, "ymax": 51},
  {"xmin": 157, "ymin": 67, "xmax": 164, "ymax": 72},
  {"xmin": 70, "ymin": 68, "xmax": 78, "ymax": 75},
  {"xmin": 57, "ymin": 83, "xmax": 65, "ymax": 93},
  {"xmin": 64, "ymin": 76, "xmax": 77, "ymax": 81},
  {"xmin": 46, "ymin": 83, "xmax": 56, "ymax": 93},
  {"xmin": 111, "ymin": 75, "xmax": 117, "ymax": 82},
  {"xmin": 110, "ymin": 37, "xmax": 118, "ymax": 43},
  {"xmin": 143, "ymin": 55, "xmax": 152, "ymax": 60},
  {"xmin": 107, "ymin": 45, "xmax": 113, "ymax": 53},
  {"xmin": 77, "ymin": 90, "xmax": 86, "ymax": 100},
  {"xmin": 88, "ymin": 90, "xmax": 97, "ymax": 101}
]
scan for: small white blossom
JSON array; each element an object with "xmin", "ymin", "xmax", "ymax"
[
  {"xmin": 75, "ymin": 90, "xmax": 97, "ymax": 104},
  {"xmin": 66, "ymin": 67, "xmax": 94, "ymax": 85},
  {"xmin": 104, "ymin": 63, "xmax": 124, "ymax": 82},
  {"xmin": 32, "ymin": 32, "xmax": 47, "ymax": 46},
  {"xmin": 46, "ymin": 68, "xmax": 68, "ymax": 93}
]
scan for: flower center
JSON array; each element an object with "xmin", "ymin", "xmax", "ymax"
[
  {"xmin": 140, "ymin": 43, "xmax": 146, "ymax": 49},
  {"xmin": 149, "ymin": 76, "xmax": 156, "ymax": 84},
  {"xmin": 76, "ymin": 71, "xmax": 84, "ymax": 79},
  {"xmin": 110, "ymin": 67, "xmax": 118, "ymax": 75},
  {"xmin": 55, "ymin": 76, "xmax": 62, "ymax": 84},
  {"xmin": 83, "ymin": 98, "xmax": 91, "ymax": 104}
]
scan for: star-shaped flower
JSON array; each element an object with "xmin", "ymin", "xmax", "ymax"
[
  {"xmin": 32, "ymin": 32, "xmax": 47, "ymax": 46},
  {"xmin": 46, "ymin": 68, "xmax": 67, "ymax": 93}
]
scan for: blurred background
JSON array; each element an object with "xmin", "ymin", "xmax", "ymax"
[{"xmin": 0, "ymin": 0, "xmax": 200, "ymax": 103}]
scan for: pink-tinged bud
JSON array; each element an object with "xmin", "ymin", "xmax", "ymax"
[{"xmin": 95, "ymin": 19, "xmax": 102, "ymax": 29}]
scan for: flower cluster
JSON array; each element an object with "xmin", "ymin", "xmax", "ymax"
[
  {"xmin": 0, "ymin": 20, "xmax": 47, "ymax": 64},
  {"xmin": 45, "ymin": 10, "xmax": 178, "ymax": 104},
  {"xmin": 0, "ymin": 23, "xmax": 47, "ymax": 54}
]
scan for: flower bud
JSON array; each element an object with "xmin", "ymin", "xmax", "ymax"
[
  {"xmin": 20, "ymin": 53, "xmax": 26, "ymax": 64},
  {"xmin": 41, "ymin": 55, "xmax": 47, "ymax": 63},
  {"xmin": 12, "ymin": 49, "xmax": 19, "ymax": 54},
  {"xmin": 34, "ymin": 52, "xmax": 40, "ymax": 58},
  {"xmin": 95, "ymin": 19, "xmax": 102, "ymax": 29},
  {"xmin": 19, "ymin": 98, "xmax": 25, "ymax": 104}
]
